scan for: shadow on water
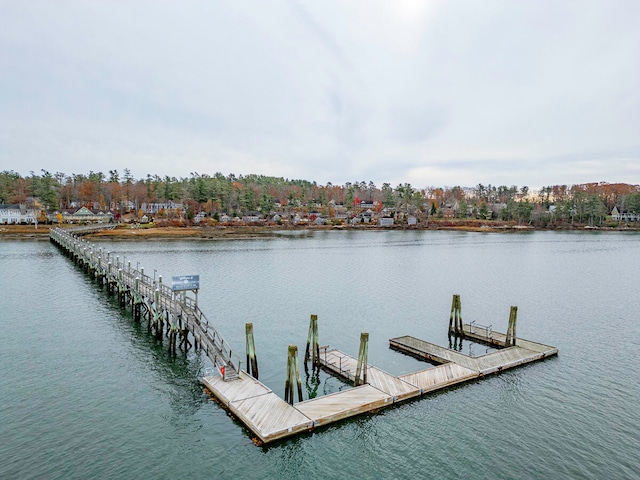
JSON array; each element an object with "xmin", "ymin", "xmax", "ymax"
[{"xmin": 72, "ymin": 261, "xmax": 210, "ymax": 419}]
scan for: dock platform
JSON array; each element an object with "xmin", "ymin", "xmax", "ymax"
[
  {"xmin": 390, "ymin": 328, "xmax": 558, "ymax": 375},
  {"xmin": 202, "ymin": 328, "xmax": 557, "ymax": 444}
]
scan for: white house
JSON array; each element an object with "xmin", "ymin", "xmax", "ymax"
[
  {"xmin": 611, "ymin": 206, "xmax": 638, "ymax": 222},
  {"xmin": 0, "ymin": 204, "xmax": 41, "ymax": 224},
  {"xmin": 378, "ymin": 217, "xmax": 394, "ymax": 227},
  {"xmin": 243, "ymin": 212, "xmax": 263, "ymax": 223}
]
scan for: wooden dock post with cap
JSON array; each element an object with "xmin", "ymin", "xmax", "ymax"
[{"xmin": 245, "ymin": 322, "xmax": 259, "ymax": 379}]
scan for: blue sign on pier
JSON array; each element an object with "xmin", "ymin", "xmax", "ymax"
[{"xmin": 172, "ymin": 275, "xmax": 200, "ymax": 291}]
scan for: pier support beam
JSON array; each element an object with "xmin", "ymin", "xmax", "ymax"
[
  {"xmin": 448, "ymin": 294, "xmax": 463, "ymax": 337},
  {"xmin": 284, "ymin": 345, "xmax": 303, "ymax": 405},
  {"xmin": 354, "ymin": 332, "xmax": 369, "ymax": 386},
  {"xmin": 245, "ymin": 323, "xmax": 259, "ymax": 379},
  {"xmin": 505, "ymin": 306, "xmax": 518, "ymax": 346},
  {"xmin": 304, "ymin": 314, "xmax": 320, "ymax": 372}
]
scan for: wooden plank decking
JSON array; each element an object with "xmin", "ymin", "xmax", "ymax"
[
  {"xmin": 203, "ymin": 330, "xmax": 557, "ymax": 444},
  {"xmin": 295, "ymin": 385, "xmax": 393, "ymax": 427},
  {"xmin": 202, "ymin": 372, "xmax": 313, "ymax": 444},
  {"xmin": 319, "ymin": 348, "xmax": 421, "ymax": 401},
  {"xmin": 398, "ymin": 363, "xmax": 478, "ymax": 393},
  {"xmin": 390, "ymin": 334, "xmax": 558, "ymax": 375}
]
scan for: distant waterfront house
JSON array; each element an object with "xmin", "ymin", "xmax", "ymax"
[
  {"xmin": 407, "ymin": 215, "xmax": 417, "ymax": 226},
  {"xmin": 378, "ymin": 216, "xmax": 394, "ymax": 227},
  {"xmin": 489, "ymin": 203, "xmax": 507, "ymax": 218},
  {"xmin": 243, "ymin": 212, "xmax": 262, "ymax": 223},
  {"xmin": 0, "ymin": 204, "xmax": 40, "ymax": 224},
  {"xmin": 359, "ymin": 200, "xmax": 376, "ymax": 210},
  {"xmin": 141, "ymin": 201, "xmax": 183, "ymax": 215},
  {"xmin": 52, "ymin": 206, "xmax": 114, "ymax": 223},
  {"xmin": 61, "ymin": 207, "xmax": 113, "ymax": 223},
  {"xmin": 611, "ymin": 206, "xmax": 638, "ymax": 222}
]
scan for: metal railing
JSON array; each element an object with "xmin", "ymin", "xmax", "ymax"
[
  {"xmin": 50, "ymin": 226, "xmax": 241, "ymax": 378},
  {"xmin": 469, "ymin": 320, "xmax": 493, "ymax": 339}
]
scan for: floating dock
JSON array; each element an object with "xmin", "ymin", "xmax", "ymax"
[
  {"xmin": 389, "ymin": 331, "xmax": 558, "ymax": 375},
  {"xmin": 203, "ymin": 331, "xmax": 557, "ymax": 444}
]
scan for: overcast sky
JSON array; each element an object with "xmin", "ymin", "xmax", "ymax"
[{"xmin": 1, "ymin": 0, "xmax": 639, "ymax": 190}]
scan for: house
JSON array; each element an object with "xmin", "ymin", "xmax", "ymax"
[
  {"xmin": 0, "ymin": 204, "xmax": 40, "ymax": 224},
  {"xmin": 243, "ymin": 212, "xmax": 263, "ymax": 223},
  {"xmin": 611, "ymin": 206, "xmax": 638, "ymax": 222},
  {"xmin": 141, "ymin": 201, "xmax": 184, "ymax": 215},
  {"xmin": 407, "ymin": 215, "xmax": 417, "ymax": 226},
  {"xmin": 378, "ymin": 216, "xmax": 394, "ymax": 227},
  {"xmin": 489, "ymin": 203, "xmax": 507, "ymax": 217},
  {"xmin": 193, "ymin": 212, "xmax": 206, "ymax": 223},
  {"xmin": 56, "ymin": 206, "xmax": 114, "ymax": 223}
]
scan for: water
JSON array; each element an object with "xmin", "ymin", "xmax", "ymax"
[{"xmin": 1, "ymin": 231, "xmax": 639, "ymax": 479}]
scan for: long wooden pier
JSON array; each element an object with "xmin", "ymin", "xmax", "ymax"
[
  {"xmin": 51, "ymin": 227, "xmax": 558, "ymax": 445},
  {"xmin": 50, "ymin": 226, "xmax": 242, "ymax": 379}
]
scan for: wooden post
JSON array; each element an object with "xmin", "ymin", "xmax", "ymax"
[
  {"xmin": 304, "ymin": 314, "xmax": 320, "ymax": 371},
  {"xmin": 448, "ymin": 294, "xmax": 463, "ymax": 337},
  {"xmin": 245, "ymin": 323, "xmax": 259, "ymax": 379},
  {"xmin": 284, "ymin": 345, "xmax": 303, "ymax": 405},
  {"xmin": 505, "ymin": 306, "xmax": 518, "ymax": 346},
  {"xmin": 169, "ymin": 321, "xmax": 178, "ymax": 354},
  {"xmin": 354, "ymin": 332, "xmax": 369, "ymax": 386}
]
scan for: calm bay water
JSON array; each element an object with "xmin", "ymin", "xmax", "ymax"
[{"xmin": 1, "ymin": 230, "xmax": 639, "ymax": 479}]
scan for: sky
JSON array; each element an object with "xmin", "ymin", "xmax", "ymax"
[{"xmin": 1, "ymin": 0, "xmax": 639, "ymax": 191}]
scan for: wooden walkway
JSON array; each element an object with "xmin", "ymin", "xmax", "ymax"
[
  {"xmin": 319, "ymin": 348, "xmax": 420, "ymax": 401},
  {"xmin": 49, "ymin": 227, "xmax": 242, "ymax": 379},
  {"xmin": 51, "ymin": 226, "xmax": 559, "ymax": 445}
]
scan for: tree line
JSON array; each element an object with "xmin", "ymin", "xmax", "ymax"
[{"xmin": 1, "ymin": 169, "xmax": 639, "ymax": 227}]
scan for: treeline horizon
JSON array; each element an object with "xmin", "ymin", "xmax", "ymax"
[{"xmin": 1, "ymin": 169, "xmax": 639, "ymax": 226}]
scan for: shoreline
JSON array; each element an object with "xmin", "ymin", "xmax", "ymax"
[{"xmin": 2, "ymin": 221, "xmax": 639, "ymax": 240}]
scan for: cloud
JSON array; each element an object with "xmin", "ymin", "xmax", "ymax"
[{"xmin": 0, "ymin": 0, "xmax": 638, "ymax": 190}]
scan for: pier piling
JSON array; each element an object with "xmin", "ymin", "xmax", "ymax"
[
  {"xmin": 448, "ymin": 294, "xmax": 463, "ymax": 337},
  {"xmin": 354, "ymin": 332, "xmax": 369, "ymax": 386},
  {"xmin": 304, "ymin": 314, "xmax": 320, "ymax": 372},
  {"xmin": 245, "ymin": 323, "xmax": 259, "ymax": 379},
  {"xmin": 284, "ymin": 345, "xmax": 303, "ymax": 405},
  {"xmin": 505, "ymin": 306, "xmax": 518, "ymax": 346}
]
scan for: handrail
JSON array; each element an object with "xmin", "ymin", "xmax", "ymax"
[
  {"xmin": 49, "ymin": 227, "xmax": 241, "ymax": 377},
  {"xmin": 469, "ymin": 320, "xmax": 493, "ymax": 339}
]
